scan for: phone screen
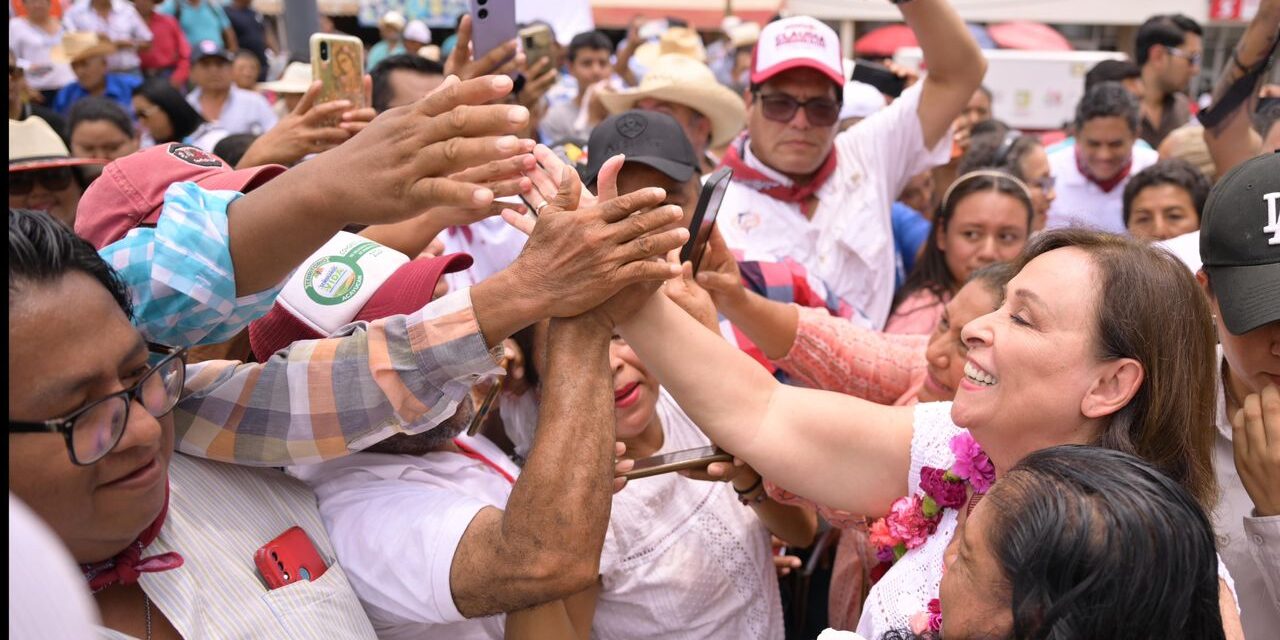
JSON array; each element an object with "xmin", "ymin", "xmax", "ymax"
[
  {"xmin": 623, "ymin": 445, "xmax": 734, "ymax": 480},
  {"xmin": 680, "ymin": 167, "xmax": 733, "ymax": 275}
]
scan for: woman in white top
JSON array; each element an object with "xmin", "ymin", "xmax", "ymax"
[
  {"xmin": 608, "ymin": 228, "xmax": 1242, "ymax": 637},
  {"xmin": 8, "ymin": 0, "xmax": 76, "ymax": 100},
  {"xmin": 502, "ymin": 307, "xmax": 817, "ymax": 639}
]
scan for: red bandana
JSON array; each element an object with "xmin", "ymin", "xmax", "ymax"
[
  {"xmin": 719, "ymin": 137, "xmax": 837, "ymax": 217},
  {"xmin": 80, "ymin": 484, "xmax": 184, "ymax": 592},
  {"xmin": 1074, "ymin": 146, "xmax": 1133, "ymax": 193}
]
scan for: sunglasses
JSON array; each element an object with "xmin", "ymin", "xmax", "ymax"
[
  {"xmin": 9, "ymin": 166, "xmax": 75, "ymax": 196},
  {"xmin": 1166, "ymin": 47, "xmax": 1202, "ymax": 67},
  {"xmin": 753, "ymin": 91, "xmax": 843, "ymax": 127}
]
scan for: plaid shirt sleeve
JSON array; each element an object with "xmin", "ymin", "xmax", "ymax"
[
  {"xmin": 172, "ymin": 288, "xmax": 503, "ymax": 466},
  {"xmin": 99, "ymin": 183, "xmax": 283, "ymax": 348}
]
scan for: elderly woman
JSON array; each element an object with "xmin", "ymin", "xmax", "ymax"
[{"xmin": 609, "ymin": 227, "xmax": 1242, "ymax": 637}]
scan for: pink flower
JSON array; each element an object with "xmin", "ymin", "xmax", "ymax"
[
  {"xmin": 868, "ymin": 517, "xmax": 899, "ymax": 549},
  {"xmin": 927, "ymin": 598, "xmax": 942, "ymax": 632},
  {"xmin": 920, "ymin": 466, "xmax": 966, "ymax": 509},
  {"xmin": 949, "ymin": 433, "xmax": 996, "ymax": 493},
  {"xmin": 885, "ymin": 495, "xmax": 939, "ymax": 549}
]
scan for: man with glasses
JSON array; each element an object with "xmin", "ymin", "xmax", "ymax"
[
  {"xmin": 1134, "ymin": 13, "xmax": 1204, "ymax": 148},
  {"xmin": 716, "ymin": 2, "xmax": 986, "ymax": 330}
]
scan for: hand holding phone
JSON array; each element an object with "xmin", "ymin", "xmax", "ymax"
[
  {"xmin": 850, "ymin": 59, "xmax": 906, "ymax": 99},
  {"xmin": 622, "ymin": 445, "xmax": 734, "ymax": 481},
  {"xmin": 468, "ymin": 0, "xmax": 518, "ymax": 72},
  {"xmin": 310, "ymin": 33, "xmax": 365, "ymax": 126},
  {"xmin": 255, "ymin": 526, "xmax": 329, "ymax": 590},
  {"xmin": 680, "ymin": 168, "xmax": 734, "ymax": 275}
]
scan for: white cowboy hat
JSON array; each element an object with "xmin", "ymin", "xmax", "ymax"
[
  {"xmin": 728, "ymin": 22, "xmax": 761, "ymax": 51},
  {"xmin": 599, "ymin": 54, "xmax": 746, "ymax": 148},
  {"xmin": 379, "ymin": 11, "xmax": 407, "ymax": 31},
  {"xmin": 403, "ymin": 20, "xmax": 431, "ymax": 45},
  {"xmin": 634, "ymin": 27, "xmax": 707, "ymax": 68},
  {"xmin": 9, "ymin": 117, "xmax": 107, "ymax": 171},
  {"xmin": 50, "ymin": 32, "xmax": 115, "ymax": 65},
  {"xmin": 257, "ymin": 62, "xmax": 313, "ymax": 95}
]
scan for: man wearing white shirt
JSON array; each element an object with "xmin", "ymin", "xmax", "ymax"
[
  {"xmin": 186, "ymin": 39, "xmax": 276, "ymax": 137},
  {"xmin": 294, "ymin": 311, "xmax": 619, "ymax": 639},
  {"xmin": 62, "ymin": 0, "xmax": 152, "ymax": 73},
  {"xmin": 715, "ymin": 1, "xmax": 985, "ymax": 329},
  {"xmin": 1045, "ymin": 82, "xmax": 1159, "ymax": 234}
]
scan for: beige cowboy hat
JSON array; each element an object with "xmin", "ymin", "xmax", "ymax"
[
  {"xmin": 728, "ymin": 22, "xmax": 762, "ymax": 51},
  {"xmin": 599, "ymin": 54, "xmax": 746, "ymax": 148},
  {"xmin": 9, "ymin": 117, "xmax": 107, "ymax": 171},
  {"xmin": 257, "ymin": 62, "xmax": 313, "ymax": 94},
  {"xmin": 50, "ymin": 32, "xmax": 116, "ymax": 65},
  {"xmin": 379, "ymin": 10, "xmax": 407, "ymax": 31},
  {"xmin": 634, "ymin": 27, "xmax": 707, "ymax": 68}
]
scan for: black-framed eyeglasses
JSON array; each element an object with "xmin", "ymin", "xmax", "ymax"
[
  {"xmin": 9, "ymin": 343, "xmax": 187, "ymax": 466},
  {"xmin": 753, "ymin": 91, "xmax": 843, "ymax": 127},
  {"xmin": 9, "ymin": 166, "xmax": 76, "ymax": 196}
]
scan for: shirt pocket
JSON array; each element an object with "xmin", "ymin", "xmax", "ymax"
[{"xmin": 260, "ymin": 562, "xmax": 376, "ymax": 638}]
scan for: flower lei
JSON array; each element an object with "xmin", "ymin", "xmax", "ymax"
[{"xmin": 867, "ymin": 432, "xmax": 995, "ymax": 633}]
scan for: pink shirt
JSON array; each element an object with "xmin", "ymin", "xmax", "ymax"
[
  {"xmin": 765, "ymin": 305, "xmax": 929, "ymax": 630},
  {"xmin": 884, "ymin": 289, "xmax": 948, "ymax": 336}
]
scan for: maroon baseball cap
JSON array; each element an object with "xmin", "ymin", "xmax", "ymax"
[
  {"xmin": 74, "ymin": 143, "xmax": 286, "ymax": 249},
  {"xmin": 248, "ymin": 253, "xmax": 474, "ymax": 362}
]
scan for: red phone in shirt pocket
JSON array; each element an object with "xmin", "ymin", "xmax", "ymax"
[{"xmin": 254, "ymin": 526, "xmax": 329, "ymax": 589}]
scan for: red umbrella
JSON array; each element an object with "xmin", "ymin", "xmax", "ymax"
[
  {"xmin": 854, "ymin": 24, "xmax": 917, "ymax": 58},
  {"xmin": 987, "ymin": 21, "xmax": 1073, "ymax": 51}
]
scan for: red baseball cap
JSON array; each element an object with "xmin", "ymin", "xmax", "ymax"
[
  {"xmin": 75, "ymin": 143, "xmax": 286, "ymax": 249},
  {"xmin": 751, "ymin": 16, "xmax": 845, "ymax": 87},
  {"xmin": 249, "ymin": 252, "xmax": 474, "ymax": 362}
]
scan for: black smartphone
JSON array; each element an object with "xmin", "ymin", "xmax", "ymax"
[
  {"xmin": 850, "ymin": 59, "xmax": 906, "ymax": 99},
  {"xmin": 680, "ymin": 167, "xmax": 733, "ymax": 275},
  {"xmin": 622, "ymin": 445, "xmax": 734, "ymax": 480}
]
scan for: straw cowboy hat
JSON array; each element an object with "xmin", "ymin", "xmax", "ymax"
[
  {"xmin": 728, "ymin": 22, "xmax": 762, "ymax": 51},
  {"xmin": 599, "ymin": 54, "xmax": 746, "ymax": 148},
  {"xmin": 379, "ymin": 11, "xmax": 407, "ymax": 31},
  {"xmin": 9, "ymin": 117, "xmax": 106, "ymax": 171},
  {"xmin": 51, "ymin": 32, "xmax": 116, "ymax": 65},
  {"xmin": 258, "ymin": 62, "xmax": 313, "ymax": 95},
  {"xmin": 634, "ymin": 27, "xmax": 707, "ymax": 68}
]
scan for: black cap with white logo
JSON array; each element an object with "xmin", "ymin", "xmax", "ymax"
[
  {"xmin": 582, "ymin": 110, "xmax": 697, "ymax": 188},
  {"xmin": 1199, "ymin": 151, "xmax": 1280, "ymax": 335}
]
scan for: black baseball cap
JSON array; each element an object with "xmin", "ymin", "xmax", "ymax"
[
  {"xmin": 1199, "ymin": 151, "xmax": 1280, "ymax": 335},
  {"xmin": 582, "ymin": 111, "xmax": 697, "ymax": 188},
  {"xmin": 192, "ymin": 40, "xmax": 235, "ymax": 64}
]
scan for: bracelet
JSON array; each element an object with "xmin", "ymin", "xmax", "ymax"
[{"xmin": 734, "ymin": 475, "xmax": 766, "ymax": 506}]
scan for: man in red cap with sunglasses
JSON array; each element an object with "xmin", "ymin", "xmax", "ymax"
[{"xmin": 717, "ymin": 1, "xmax": 986, "ymax": 329}]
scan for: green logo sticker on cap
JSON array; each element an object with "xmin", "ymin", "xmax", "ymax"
[{"xmin": 303, "ymin": 241, "xmax": 382, "ymax": 305}]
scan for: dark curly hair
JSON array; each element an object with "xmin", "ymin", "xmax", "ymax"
[{"xmin": 1121, "ymin": 158, "xmax": 1211, "ymax": 227}]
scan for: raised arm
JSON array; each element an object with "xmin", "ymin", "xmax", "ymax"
[
  {"xmin": 450, "ymin": 316, "xmax": 616, "ymax": 616},
  {"xmin": 1201, "ymin": 0, "xmax": 1280, "ymax": 175},
  {"xmin": 901, "ymin": 0, "xmax": 988, "ymax": 148},
  {"xmin": 617, "ymin": 291, "xmax": 915, "ymax": 515}
]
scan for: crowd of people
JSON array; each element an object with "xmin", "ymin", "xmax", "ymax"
[{"xmin": 8, "ymin": 0, "xmax": 1280, "ymax": 639}]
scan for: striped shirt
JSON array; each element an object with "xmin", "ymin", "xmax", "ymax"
[
  {"xmin": 173, "ymin": 287, "xmax": 503, "ymax": 466},
  {"xmin": 100, "ymin": 183, "xmax": 283, "ymax": 348},
  {"xmin": 97, "ymin": 454, "xmax": 377, "ymax": 639}
]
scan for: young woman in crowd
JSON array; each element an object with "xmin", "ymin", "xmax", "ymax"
[
  {"xmin": 884, "ymin": 171, "xmax": 1032, "ymax": 335},
  {"xmin": 830, "ymin": 446, "xmax": 1227, "ymax": 640},
  {"xmin": 959, "ymin": 126, "xmax": 1057, "ymax": 231},
  {"xmin": 609, "ymin": 228, "xmax": 1242, "ymax": 637},
  {"xmin": 67, "ymin": 97, "xmax": 141, "ymax": 171},
  {"xmin": 1121, "ymin": 158, "xmax": 1210, "ymax": 242},
  {"xmin": 131, "ymin": 79, "xmax": 215, "ymax": 148},
  {"xmin": 693, "ymin": 244, "xmax": 1014, "ymax": 630},
  {"xmin": 498, "ymin": 307, "xmax": 818, "ymax": 639}
]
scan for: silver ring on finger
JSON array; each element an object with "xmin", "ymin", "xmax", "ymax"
[{"xmin": 534, "ymin": 200, "xmax": 550, "ymax": 215}]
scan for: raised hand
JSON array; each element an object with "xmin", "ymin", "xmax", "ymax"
[
  {"xmin": 445, "ymin": 15, "xmax": 524, "ymax": 81},
  {"xmin": 1233, "ymin": 383, "xmax": 1280, "ymax": 517},
  {"xmin": 236, "ymin": 77, "xmax": 376, "ymax": 168},
  {"xmin": 276, "ymin": 74, "xmax": 537, "ymax": 228}
]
